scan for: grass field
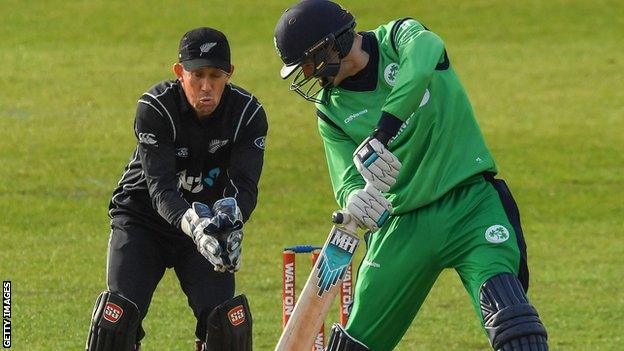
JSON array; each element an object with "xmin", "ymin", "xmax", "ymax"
[{"xmin": 1, "ymin": 0, "xmax": 623, "ymax": 350}]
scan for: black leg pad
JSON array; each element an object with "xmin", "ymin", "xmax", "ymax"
[
  {"xmin": 481, "ymin": 274, "xmax": 548, "ymax": 350},
  {"xmin": 86, "ymin": 291, "xmax": 140, "ymax": 351},
  {"xmin": 204, "ymin": 294, "xmax": 252, "ymax": 351}
]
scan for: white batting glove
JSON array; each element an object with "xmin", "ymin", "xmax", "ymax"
[
  {"xmin": 353, "ymin": 137, "xmax": 401, "ymax": 192},
  {"xmin": 346, "ymin": 184, "xmax": 392, "ymax": 232}
]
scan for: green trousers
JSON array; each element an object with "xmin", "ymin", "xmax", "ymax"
[{"xmin": 345, "ymin": 175, "xmax": 527, "ymax": 350}]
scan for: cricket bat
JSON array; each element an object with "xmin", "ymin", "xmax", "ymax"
[{"xmin": 275, "ymin": 211, "xmax": 359, "ymax": 351}]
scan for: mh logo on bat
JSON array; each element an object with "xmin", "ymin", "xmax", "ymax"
[
  {"xmin": 315, "ymin": 228, "xmax": 359, "ymax": 297},
  {"xmin": 329, "ymin": 229, "xmax": 358, "ymax": 253}
]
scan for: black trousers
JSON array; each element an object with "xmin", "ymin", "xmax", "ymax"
[{"xmin": 106, "ymin": 215, "xmax": 235, "ymax": 342}]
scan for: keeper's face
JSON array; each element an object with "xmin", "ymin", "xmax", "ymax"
[{"xmin": 174, "ymin": 64, "xmax": 233, "ymax": 118}]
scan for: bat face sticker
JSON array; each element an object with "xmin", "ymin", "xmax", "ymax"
[{"xmin": 314, "ymin": 227, "xmax": 358, "ymax": 297}]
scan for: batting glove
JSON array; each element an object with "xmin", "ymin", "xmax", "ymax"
[
  {"xmin": 346, "ymin": 184, "xmax": 392, "ymax": 232},
  {"xmin": 353, "ymin": 136, "xmax": 401, "ymax": 192}
]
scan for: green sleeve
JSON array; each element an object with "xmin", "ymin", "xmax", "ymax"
[
  {"xmin": 317, "ymin": 117, "xmax": 365, "ymax": 208},
  {"xmin": 382, "ymin": 20, "xmax": 446, "ymax": 121}
]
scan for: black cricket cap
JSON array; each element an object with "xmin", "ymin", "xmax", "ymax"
[
  {"xmin": 178, "ymin": 27, "xmax": 231, "ymax": 72},
  {"xmin": 274, "ymin": 0, "xmax": 355, "ymax": 78}
]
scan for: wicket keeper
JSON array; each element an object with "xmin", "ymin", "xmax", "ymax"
[
  {"xmin": 86, "ymin": 27, "xmax": 265, "ymax": 351},
  {"xmin": 274, "ymin": 1, "xmax": 548, "ymax": 350}
]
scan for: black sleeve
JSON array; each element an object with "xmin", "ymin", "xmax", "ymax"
[
  {"xmin": 225, "ymin": 105, "xmax": 267, "ymax": 222},
  {"xmin": 135, "ymin": 98, "xmax": 190, "ymax": 228}
]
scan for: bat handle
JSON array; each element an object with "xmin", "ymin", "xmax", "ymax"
[{"xmin": 331, "ymin": 210, "xmax": 358, "ymax": 233}]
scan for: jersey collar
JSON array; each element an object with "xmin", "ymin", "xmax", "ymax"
[{"xmin": 337, "ymin": 31, "xmax": 379, "ymax": 92}]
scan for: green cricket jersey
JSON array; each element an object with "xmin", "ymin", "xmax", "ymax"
[{"xmin": 316, "ymin": 18, "xmax": 497, "ymax": 214}]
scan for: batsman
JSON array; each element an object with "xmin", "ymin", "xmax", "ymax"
[{"xmin": 274, "ymin": 1, "xmax": 549, "ymax": 350}]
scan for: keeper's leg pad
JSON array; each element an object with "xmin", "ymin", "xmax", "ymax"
[
  {"xmin": 86, "ymin": 291, "xmax": 140, "ymax": 351},
  {"xmin": 205, "ymin": 294, "xmax": 252, "ymax": 351},
  {"xmin": 480, "ymin": 273, "xmax": 548, "ymax": 351},
  {"xmin": 326, "ymin": 323, "xmax": 369, "ymax": 351}
]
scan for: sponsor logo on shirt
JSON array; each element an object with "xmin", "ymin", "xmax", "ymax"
[
  {"xmin": 176, "ymin": 147, "xmax": 189, "ymax": 158},
  {"xmin": 178, "ymin": 169, "xmax": 203, "ymax": 193},
  {"xmin": 389, "ymin": 117, "xmax": 411, "ymax": 144},
  {"xmin": 384, "ymin": 63, "xmax": 400, "ymax": 86},
  {"xmin": 208, "ymin": 139, "xmax": 229, "ymax": 153},
  {"xmin": 203, "ymin": 167, "xmax": 220, "ymax": 187},
  {"xmin": 344, "ymin": 109, "xmax": 368, "ymax": 124},
  {"xmin": 254, "ymin": 136, "xmax": 266, "ymax": 150},
  {"xmin": 485, "ymin": 225, "xmax": 510, "ymax": 244},
  {"xmin": 387, "ymin": 89, "xmax": 430, "ymax": 144},
  {"xmin": 138, "ymin": 133, "xmax": 158, "ymax": 146}
]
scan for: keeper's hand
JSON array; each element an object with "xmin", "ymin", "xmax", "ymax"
[
  {"xmin": 205, "ymin": 198, "xmax": 244, "ymax": 273},
  {"xmin": 181, "ymin": 199, "xmax": 244, "ymax": 272},
  {"xmin": 346, "ymin": 184, "xmax": 392, "ymax": 232}
]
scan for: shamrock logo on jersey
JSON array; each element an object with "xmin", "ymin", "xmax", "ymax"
[
  {"xmin": 485, "ymin": 225, "xmax": 510, "ymax": 244},
  {"xmin": 384, "ymin": 63, "xmax": 399, "ymax": 86}
]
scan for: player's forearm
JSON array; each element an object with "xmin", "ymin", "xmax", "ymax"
[
  {"xmin": 374, "ymin": 112, "xmax": 404, "ymax": 144},
  {"xmin": 327, "ymin": 160, "xmax": 365, "ymax": 209},
  {"xmin": 149, "ymin": 185, "xmax": 191, "ymax": 229},
  {"xmin": 318, "ymin": 120, "xmax": 366, "ymax": 207},
  {"xmin": 223, "ymin": 167, "xmax": 260, "ymax": 222},
  {"xmin": 335, "ymin": 178, "xmax": 365, "ymax": 209},
  {"xmin": 231, "ymin": 189, "xmax": 257, "ymax": 222},
  {"xmin": 226, "ymin": 150, "xmax": 264, "ymax": 222}
]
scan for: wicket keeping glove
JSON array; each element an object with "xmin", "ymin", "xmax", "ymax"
[
  {"xmin": 205, "ymin": 197, "xmax": 244, "ymax": 273},
  {"xmin": 346, "ymin": 184, "xmax": 392, "ymax": 232},
  {"xmin": 181, "ymin": 202, "xmax": 228, "ymax": 272}
]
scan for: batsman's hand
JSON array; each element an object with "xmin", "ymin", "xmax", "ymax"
[
  {"xmin": 346, "ymin": 184, "xmax": 392, "ymax": 232},
  {"xmin": 353, "ymin": 136, "xmax": 401, "ymax": 192}
]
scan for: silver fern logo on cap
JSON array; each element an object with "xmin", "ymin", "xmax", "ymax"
[{"xmin": 200, "ymin": 42, "xmax": 217, "ymax": 55}]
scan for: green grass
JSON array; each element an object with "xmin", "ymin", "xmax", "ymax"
[{"xmin": 1, "ymin": 0, "xmax": 622, "ymax": 350}]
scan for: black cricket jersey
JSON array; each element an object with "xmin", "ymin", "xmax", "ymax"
[{"xmin": 109, "ymin": 80, "xmax": 267, "ymax": 235}]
